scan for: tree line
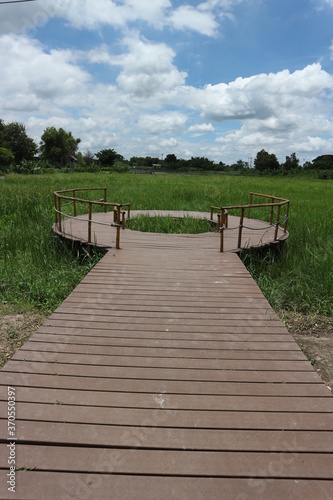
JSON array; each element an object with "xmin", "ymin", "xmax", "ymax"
[{"xmin": 0, "ymin": 119, "xmax": 332, "ymax": 177}]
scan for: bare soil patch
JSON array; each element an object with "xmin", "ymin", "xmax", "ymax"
[
  {"xmin": 0, "ymin": 307, "xmax": 45, "ymax": 369},
  {"xmin": 280, "ymin": 312, "xmax": 333, "ymax": 391}
]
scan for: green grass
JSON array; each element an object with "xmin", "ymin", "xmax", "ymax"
[
  {"xmin": 126, "ymin": 215, "xmax": 215, "ymax": 234},
  {"xmin": 0, "ymin": 172, "xmax": 332, "ymax": 315}
]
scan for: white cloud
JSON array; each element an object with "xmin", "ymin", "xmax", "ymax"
[
  {"xmin": 115, "ymin": 35, "xmax": 187, "ymax": 99},
  {"xmin": 188, "ymin": 123, "xmax": 215, "ymax": 133},
  {"xmin": 169, "ymin": 5, "xmax": 219, "ymax": 36},
  {"xmin": 138, "ymin": 113, "xmax": 188, "ymax": 135},
  {"xmin": 0, "ymin": 35, "xmax": 91, "ymax": 114},
  {"xmin": 191, "ymin": 64, "xmax": 333, "ymax": 125},
  {"xmin": 0, "ymin": 0, "xmax": 242, "ymax": 37}
]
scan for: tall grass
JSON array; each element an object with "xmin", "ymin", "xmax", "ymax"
[
  {"xmin": 126, "ymin": 215, "xmax": 215, "ymax": 234},
  {"xmin": 0, "ymin": 173, "xmax": 332, "ymax": 315}
]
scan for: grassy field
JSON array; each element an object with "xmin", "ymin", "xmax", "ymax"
[{"xmin": 0, "ymin": 172, "xmax": 332, "ymax": 316}]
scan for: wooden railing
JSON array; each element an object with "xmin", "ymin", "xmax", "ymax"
[
  {"xmin": 211, "ymin": 192, "xmax": 290, "ymax": 252},
  {"xmin": 54, "ymin": 188, "xmax": 130, "ymax": 249}
]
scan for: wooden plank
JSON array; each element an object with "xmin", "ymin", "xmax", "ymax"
[
  {"xmin": 20, "ymin": 341, "xmax": 308, "ymax": 360},
  {"xmin": 11, "ymin": 350, "xmax": 313, "ymax": 372},
  {"xmin": 1, "ymin": 386, "xmax": 332, "ymax": 412},
  {"xmin": 1, "ymin": 471, "xmax": 331, "ymax": 500},
  {"xmin": 38, "ymin": 322, "xmax": 291, "ymax": 335},
  {"xmin": 0, "ymin": 375, "xmax": 329, "ymax": 396},
  {"xmin": 1, "ymin": 420, "xmax": 332, "ymax": 452},
  {"xmin": 1, "ymin": 444, "xmax": 332, "ymax": 478},
  {"xmin": 3, "ymin": 361, "xmax": 322, "ymax": 384},
  {"xmin": 1, "ymin": 401, "xmax": 332, "ymax": 430}
]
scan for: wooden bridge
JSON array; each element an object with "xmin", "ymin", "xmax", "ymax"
[{"xmin": 0, "ymin": 190, "xmax": 332, "ymax": 499}]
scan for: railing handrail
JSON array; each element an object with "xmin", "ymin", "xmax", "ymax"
[
  {"xmin": 54, "ymin": 187, "xmax": 130, "ymax": 249},
  {"xmin": 211, "ymin": 192, "xmax": 290, "ymax": 252}
]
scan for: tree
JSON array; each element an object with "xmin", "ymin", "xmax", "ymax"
[
  {"xmin": 0, "ymin": 147, "xmax": 14, "ymax": 168},
  {"xmin": 312, "ymin": 155, "xmax": 333, "ymax": 170},
  {"xmin": 39, "ymin": 127, "xmax": 81, "ymax": 167},
  {"xmin": 254, "ymin": 149, "xmax": 280, "ymax": 172},
  {"xmin": 187, "ymin": 157, "xmax": 216, "ymax": 171},
  {"xmin": 0, "ymin": 120, "xmax": 37, "ymax": 163},
  {"xmin": 164, "ymin": 154, "xmax": 178, "ymax": 170},
  {"xmin": 283, "ymin": 152, "xmax": 300, "ymax": 171},
  {"xmin": 96, "ymin": 149, "xmax": 123, "ymax": 166},
  {"xmin": 83, "ymin": 150, "xmax": 96, "ymax": 166}
]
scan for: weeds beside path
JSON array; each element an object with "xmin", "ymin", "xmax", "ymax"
[{"xmin": 0, "ymin": 305, "xmax": 45, "ymax": 369}]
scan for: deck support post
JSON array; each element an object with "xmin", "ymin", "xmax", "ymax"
[
  {"xmin": 58, "ymin": 197, "xmax": 62, "ymax": 232},
  {"xmin": 116, "ymin": 205, "xmax": 121, "ymax": 249},
  {"xmin": 88, "ymin": 202, "xmax": 92, "ymax": 243},
  {"xmin": 274, "ymin": 205, "xmax": 281, "ymax": 241},
  {"xmin": 238, "ymin": 207, "xmax": 245, "ymax": 249},
  {"xmin": 270, "ymin": 197, "xmax": 275, "ymax": 225}
]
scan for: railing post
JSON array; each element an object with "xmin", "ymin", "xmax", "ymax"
[
  {"xmin": 104, "ymin": 188, "xmax": 107, "ymax": 213},
  {"xmin": 220, "ymin": 226, "xmax": 224, "ymax": 253},
  {"xmin": 58, "ymin": 197, "xmax": 62, "ymax": 232},
  {"xmin": 127, "ymin": 204, "xmax": 131, "ymax": 219},
  {"xmin": 122, "ymin": 211, "xmax": 126, "ymax": 229},
  {"xmin": 284, "ymin": 202, "xmax": 290, "ymax": 233},
  {"xmin": 73, "ymin": 190, "xmax": 77, "ymax": 217},
  {"xmin": 210, "ymin": 207, "xmax": 214, "ymax": 221},
  {"xmin": 116, "ymin": 205, "xmax": 121, "ymax": 249},
  {"xmin": 217, "ymin": 214, "xmax": 221, "ymax": 232},
  {"xmin": 270, "ymin": 197, "xmax": 275, "ymax": 225},
  {"xmin": 274, "ymin": 205, "xmax": 281, "ymax": 241},
  {"xmin": 88, "ymin": 202, "xmax": 92, "ymax": 243},
  {"xmin": 54, "ymin": 194, "xmax": 58, "ymax": 226},
  {"xmin": 248, "ymin": 193, "xmax": 253, "ymax": 218},
  {"xmin": 238, "ymin": 207, "xmax": 245, "ymax": 249}
]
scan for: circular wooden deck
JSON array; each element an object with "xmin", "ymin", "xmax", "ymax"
[{"xmin": 54, "ymin": 209, "xmax": 289, "ymax": 252}]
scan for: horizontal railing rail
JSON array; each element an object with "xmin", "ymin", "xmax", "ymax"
[
  {"xmin": 211, "ymin": 192, "xmax": 290, "ymax": 252},
  {"xmin": 54, "ymin": 188, "xmax": 130, "ymax": 249}
]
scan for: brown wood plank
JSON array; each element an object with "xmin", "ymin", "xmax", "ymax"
[
  {"xmin": 38, "ymin": 322, "xmax": 291, "ymax": 335},
  {"xmin": 20, "ymin": 341, "xmax": 308, "ymax": 360},
  {"xmin": 0, "ymin": 375, "xmax": 329, "ymax": 396},
  {"xmin": 1, "ymin": 472, "xmax": 331, "ymax": 500},
  {"xmin": 3, "ymin": 360, "xmax": 322, "ymax": 384},
  {"xmin": 3, "ymin": 361, "xmax": 322, "ymax": 384},
  {"xmin": 1, "ymin": 386, "xmax": 332, "ymax": 412},
  {"xmin": 1, "ymin": 401, "xmax": 332, "ymax": 430},
  {"xmin": 2, "ymin": 397, "xmax": 333, "ymax": 428},
  {"xmin": 11, "ymin": 350, "xmax": 313, "ymax": 371},
  {"xmin": 1, "ymin": 444, "xmax": 332, "ymax": 478},
  {"xmin": 1, "ymin": 420, "xmax": 332, "ymax": 452}
]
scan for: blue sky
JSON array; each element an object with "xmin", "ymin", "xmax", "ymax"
[{"xmin": 1, "ymin": 0, "xmax": 333, "ymax": 164}]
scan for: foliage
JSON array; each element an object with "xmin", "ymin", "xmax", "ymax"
[
  {"xmin": 312, "ymin": 154, "xmax": 333, "ymax": 170},
  {"xmin": 127, "ymin": 215, "xmax": 215, "ymax": 234},
  {"xmin": 0, "ymin": 147, "xmax": 14, "ymax": 169},
  {"xmin": 39, "ymin": 127, "xmax": 81, "ymax": 167},
  {"xmin": 283, "ymin": 152, "xmax": 300, "ymax": 171},
  {"xmin": 254, "ymin": 149, "xmax": 280, "ymax": 171},
  {"xmin": 0, "ymin": 120, "xmax": 37, "ymax": 163},
  {"xmin": 96, "ymin": 148, "xmax": 124, "ymax": 166}
]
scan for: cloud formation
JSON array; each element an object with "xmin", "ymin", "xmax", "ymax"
[{"xmin": 0, "ymin": 1, "xmax": 333, "ymax": 163}]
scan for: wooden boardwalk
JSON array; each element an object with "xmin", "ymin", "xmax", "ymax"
[
  {"xmin": 1, "ymin": 221, "xmax": 333, "ymax": 498},
  {"xmin": 54, "ymin": 209, "xmax": 289, "ymax": 252}
]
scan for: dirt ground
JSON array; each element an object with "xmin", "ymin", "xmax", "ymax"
[
  {"xmin": 280, "ymin": 312, "xmax": 333, "ymax": 391},
  {"xmin": 0, "ymin": 308, "xmax": 45, "ymax": 369},
  {"xmin": 0, "ymin": 308, "xmax": 332, "ymax": 391}
]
